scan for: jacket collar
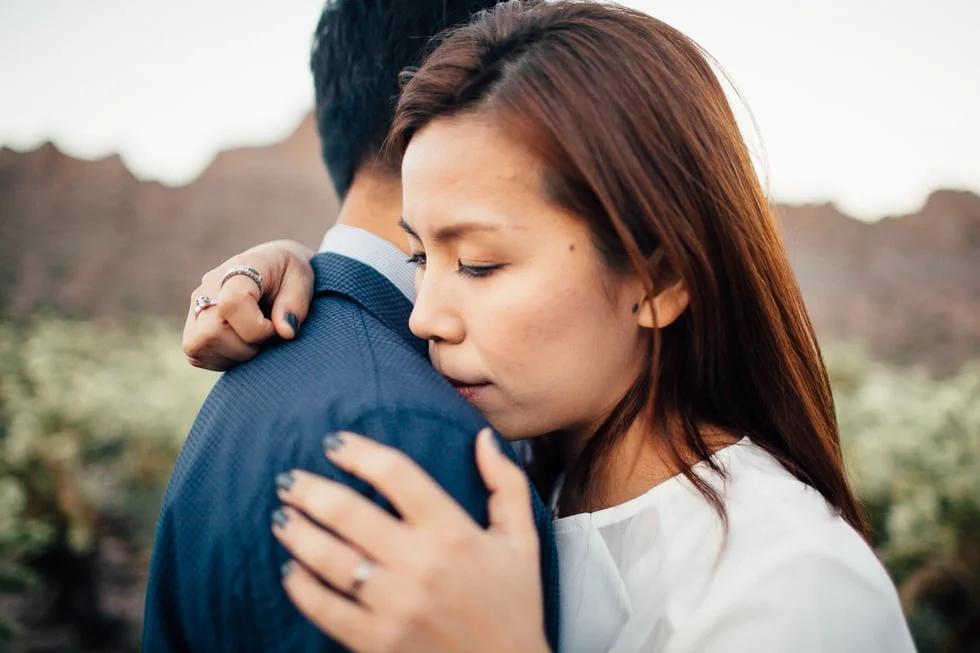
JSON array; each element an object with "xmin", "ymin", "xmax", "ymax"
[{"xmin": 311, "ymin": 252, "xmax": 427, "ymax": 359}]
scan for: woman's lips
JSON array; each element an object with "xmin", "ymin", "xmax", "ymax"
[
  {"xmin": 443, "ymin": 375, "xmax": 491, "ymax": 400},
  {"xmin": 453, "ymin": 383, "xmax": 490, "ymax": 400}
]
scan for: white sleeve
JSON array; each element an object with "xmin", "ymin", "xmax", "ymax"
[{"xmin": 662, "ymin": 547, "xmax": 916, "ymax": 653}]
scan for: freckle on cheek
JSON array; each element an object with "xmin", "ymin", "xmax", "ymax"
[{"xmin": 568, "ymin": 244, "xmax": 575, "ymax": 252}]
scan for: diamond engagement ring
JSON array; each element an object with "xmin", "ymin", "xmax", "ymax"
[
  {"xmin": 349, "ymin": 558, "xmax": 373, "ymax": 599},
  {"xmin": 193, "ymin": 294, "xmax": 219, "ymax": 318},
  {"xmin": 220, "ymin": 265, "xmax": 264, "ymax": 295}
]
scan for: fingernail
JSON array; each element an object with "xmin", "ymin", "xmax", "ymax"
[
  {"xmin": 285, "ymin": 312, "xmax": 300, "ymax": 335},
  {"xmin": 323, "ymin": 432, "xmax": 345, "ymax": 452},
  {"xmin": 275, "ymin": 471, "xmax": 295, "ymax": 492},
  {"xmin": 281, "ymin": 561, "xmax": 293, "ymax": 578},
  {"xmin": 271, "ymin": 508, "xmax": 290, "ymax": 530}
]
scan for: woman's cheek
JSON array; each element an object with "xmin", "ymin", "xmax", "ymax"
[{"xmin": 471, "ymin": 282, "xmax": 553, "ymax": 377}]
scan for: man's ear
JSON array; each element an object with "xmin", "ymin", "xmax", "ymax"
[{"xmin": 636, "ymin": 281, "xmax": 689, "ymax": 329}]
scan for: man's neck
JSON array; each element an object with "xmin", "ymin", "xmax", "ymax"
[{"xmin": 334, "ymin": 170, "xmax": 408, "ymax": 255}]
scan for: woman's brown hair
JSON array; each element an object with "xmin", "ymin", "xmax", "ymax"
[{"xmin": 389, "ymin": 0, "xmax": 868, "ymax": 536}]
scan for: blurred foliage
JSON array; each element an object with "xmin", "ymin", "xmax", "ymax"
[
  {"xmin": 0, "ymin": 317, "xmax": 214, "ymax": 641},
  {"xmin": 0, "ymin": 319, "xmax": 977, "ymax": 650},
  {"xmin": 827, "ymin": 345, "xmax": 980, "ymax": 652}
]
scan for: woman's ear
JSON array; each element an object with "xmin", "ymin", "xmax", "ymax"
[{"xmin": 636, "ymin": 280, "xmax": 689, "ymax": 329}]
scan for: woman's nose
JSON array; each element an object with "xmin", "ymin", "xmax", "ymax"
[{"xmin": 409, "ymin": 272, "xmax": 465, "ymax": 345}]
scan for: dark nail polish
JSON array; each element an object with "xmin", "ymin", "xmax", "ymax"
[
  {"xmin": 275, "ymin": 471, "xmax": 295, "ymax": 492},
  {"xmin": 272, "ymin": 508, "xmax": 290, "ymax": 529},
  {"xmin": 323, "ymin": 432, "xmax": 345, "ymax": 452},
  {"xmin": 281, "ymin": 561, "xmax": 293, "ymax": 578},
  {"xmin": 285, "ymin": 312, "xmax": 300, "ymax": 335}
]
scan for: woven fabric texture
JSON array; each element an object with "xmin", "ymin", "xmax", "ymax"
[{"xmin": 143, "ymin": 253, "xmax": 560, "ymax": 652}]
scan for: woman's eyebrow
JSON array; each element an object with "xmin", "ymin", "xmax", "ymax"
[
  {"xmin": 399, "ymin": 217, "xmax": 502, "ymax": 243},
  {"xmin": 398, "ymin": 217, "xmax": 419, "ymax": 239}
]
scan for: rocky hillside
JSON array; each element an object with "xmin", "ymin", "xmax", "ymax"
[
  {"xmin": 1, "ymin": 114, "xmax": 977, "ymax": 373},
  {"xmin": 779, "ymin": 191, "xmax": 980, "ymax": 373},
  {"xmin": 0, "ymin": 115, "xmax": 336, "ymax": 319}
]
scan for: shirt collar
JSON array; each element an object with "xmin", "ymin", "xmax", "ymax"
[
  {"xmin": 310, "ymin": 252, "xmax": 427, "ymax": 359},
  {"xmin": 319, "ymin": 224, "xmax": 416, "ymax": 303}
]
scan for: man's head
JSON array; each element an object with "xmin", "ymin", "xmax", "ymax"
[{"xmin": 311, "ymin": 0, "xmax": 503, "ymax": 198}]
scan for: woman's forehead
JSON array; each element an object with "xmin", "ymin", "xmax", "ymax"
[
  {"xmin": 400, "ymin": 115, "xmax": 593, "ymax": 243},
  {"xmin": 402, "ymin": 116, "xmax": 544, "ymax": 192}
]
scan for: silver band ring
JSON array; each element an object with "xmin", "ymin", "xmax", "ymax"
[
  {"xmin": 220, "ymin": 265, "xmax": 264, "ymax": 295},
  {"xmin": 349, "ymin": 558, "xmax": 373, "ymax": 599},
  {"xmin": 193, "ymin": 294, "xmax": 218, "ymax": 318}
]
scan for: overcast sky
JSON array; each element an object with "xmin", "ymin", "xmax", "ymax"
[{"xmin": 1, "ymin": 0, "xmax": 977, "ymax": 219}]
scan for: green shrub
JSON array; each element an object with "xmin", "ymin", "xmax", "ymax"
[
  {"xmin": 826, "ymin": 345, "xmax": 980, "ymax": 651},
  {"xmin": 0, "ymin": 317, "xmax": 214, "ymax": 640},
  {"xmin": 0, "ymin": 319, "xmax": 977, "ymax": 650}
]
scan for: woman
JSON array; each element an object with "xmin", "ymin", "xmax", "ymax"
[{"xmin": 188, "ymin": 2, "xmax": 914, "ymax": 651}]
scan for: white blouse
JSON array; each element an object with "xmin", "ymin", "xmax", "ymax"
[{"xmin": 552, "ymin": 438, "xmax": 916, "ymax": 653}]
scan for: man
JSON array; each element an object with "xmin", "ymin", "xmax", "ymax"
[{"xmin": 142, "ymin": 1, "xmax": 559, "ymax": 650}]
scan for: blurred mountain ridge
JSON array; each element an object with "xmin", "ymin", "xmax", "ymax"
[{"xmin": 1, "ymin": 113, "xmax": 977, "ymax": 373}]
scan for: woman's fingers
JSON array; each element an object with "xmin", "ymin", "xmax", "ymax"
[
  {"xmin": 182, "ymin": 298, "xmax": 261, "ymax": 370},
  {"xmin": 273, "ymin": 505, "xmax": 400, "ymax": 609},
  {"xmin": 183, "ymin": 240, "xmax": 315, "ymax": 368},
  {"xmin": 475, "ymin": 428, "xmax": 537, "ymax": 540},
  {"xmin": 279, "ymin": 561, "xmax": 375, "ymax": 651},
  {"xmin": 277, "ymin": 469, "xmax": 415, "ymax": 568},
  {"xmin": 216, "ymin": 275, "xmax": 277, "ymax": 344},
  {"xmin": 274, "ymin": 506, "xmax": 363, "ymax": 591},
  {"xmin": 324, "ymin": 432, "xmax": 474, "ymax": 530},
  {"xmin": 269, "ymin": 253, "xmax": 315, "ymax": 340},
  {"xmin": 274, "ymin": 430, "xmax": 549, "ymax": 653},
  {"xmin": 183, "ymin": 271, "xmax": 268, "ymax": 367}
]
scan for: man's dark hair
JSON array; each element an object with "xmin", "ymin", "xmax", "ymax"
[{"xmin": 311, "ymin": 0, "xmax": 502, "ymax": 197}]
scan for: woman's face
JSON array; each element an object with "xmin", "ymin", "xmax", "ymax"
[{"xmin": 400, "ymin": 114, "xmax": 649, "ymax": 442}]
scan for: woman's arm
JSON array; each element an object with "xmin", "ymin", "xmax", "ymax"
[
  {"xmin": 663, "ymin": 547, "xmax": 915, "ymax": 653},
  {"xmin": 183, "ymin": 239, "xmax": 315, "ymax": 371}
]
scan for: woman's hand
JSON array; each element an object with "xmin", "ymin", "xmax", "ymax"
[
  {"xmin": 182, "ymin": 239, "xmax": 315, "ymax": 371},
  {"xmin": 272, "ymin": 428, "xmax": 550, "ymax": 653}
]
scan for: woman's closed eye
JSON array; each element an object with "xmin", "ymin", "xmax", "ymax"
[
  {"xmin": 457, "ymin": 261, "xmax": 506, "ymax": 278},
  {"xmin": 407, "ymin": 252, "xmax": 506, "ymax": 279}
]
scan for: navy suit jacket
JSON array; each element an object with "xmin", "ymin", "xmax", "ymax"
[{"xmin": 143, "ymin": 253, "xmax": 559, "ymax": 652}]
